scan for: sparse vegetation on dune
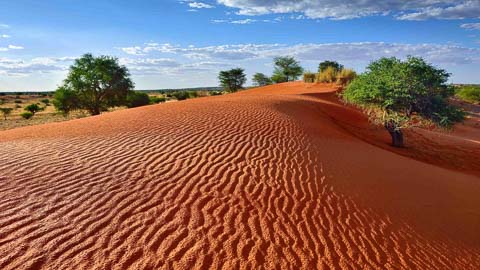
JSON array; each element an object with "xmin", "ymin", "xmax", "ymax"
[
  {"xmin": 273, "ymin": 56, "xmax": 304, "ymax": 82},
  {"xmin": 218, "ymin": 68, "xmax": 247, "ymax": 92},
  {"xmin": 343, "ymin": 56, "xmax": 464, "ymax": 147},
  {"xmin": 316, "ymin": 66, "xmax": 338, "ymax": 83},
  {"xmin": 303, "ymin": 72, "xmax": 316, "ymax": 83},
  {"xmin": 252, "ymin": 73, "xmax": 272, "ymax": 86}
]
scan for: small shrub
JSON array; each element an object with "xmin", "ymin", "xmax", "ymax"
[
  {"xmin": 14, "ymin": 100, "xmax": 22, "ymax": 104},
  {"xmin": 24, "ymin": 103, "xmax": 44, "ymax": 115},
  {"xmin": 211, "ymin": 91, "xmax": 223, "ymax": 96},
  {"xmin": 15, "ymin": 104, "xmax": 22, "ymax": 109},
  {"xmin": 188, "ymin": 91, "xmax": 198, "ymax": 98},
  {"xmin": 336, "ymin": 68, "xmax": 357, "ymax": 86},
  {"xmin": 0, "ymin": 107, "xmax": 13, "ymax": 120},
  {"xmin": 319, "ymin": 61, "xmax": 344, "ymax": 73},
  {"xmin": 456, "ymin": 85, "xmax": 480, "ymax": 104},
  {"xmin": 126, "ymin": 91, "xmax": 150, "ymax": 108},
  {"xmin": 316, "ymin": 66, "xmax": 337, "ymax": 83},
  {"xmin": 41, "ymin": 98, "xmax": 50, "ymax": 106},
  {"xmin": 149, "ymin": 96, "xmax": 166, "ymax": 104},
  {"xmin": 21, "ymin": 111, "xmax": 33, "ymax": 119},
  {"xmin": 303, "ymin": 72, "xmax": 316, "ymax": 83},
  {"xmin": 173, "ymin": 91, "xmax": 189, "ymax": 101}
]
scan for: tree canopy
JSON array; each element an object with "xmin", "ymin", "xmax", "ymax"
[
  {"xmin": 252, "ymin": 73, "xmax": 272, "ymax": 86},
  {"xmin": 218, "ymin": 68, "xmax": 247, "ymax": 92},
  {"xmin": 54, "ymin": 53, "xmax": 134, "ymax": 115},
  {"xmin": 343, "ymin": 56, "xmax": 464, "ymax": 147},
  {"xmin": 273, "ymin": 57, "xmax": 303, "ymax": 82},
  {"xmin": 318, "ymin": 61, "xmax": 344, "ymax": 73}
]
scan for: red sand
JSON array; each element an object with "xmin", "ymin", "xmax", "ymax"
[{"xmin": 0, "ymin": 82, "xmax": 479, "ymax": 269}]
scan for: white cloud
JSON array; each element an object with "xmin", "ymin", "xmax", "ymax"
[
  {"xmin": 8, "ymin": 45, "xmax": 23, "ymax": 50},
  {"xmin": 230, "ymin": 18, "xmax": 256, "ymax": 24},
  {"xmin": 120, "ymin": 42, "xmax": 480, "ymax": 65},
  {"xmin": 1, "ymin": 34, "xmax": 10, "ymax": 38},
  {"xmin": 0, "ymin": 44, "xmax": 24, "ymax": 52},
  {"xmin": 461, "ymin": 23, "xmax": 480, "ymax": 30},
  {"xmin": 188, "ymin": 2, "xmax": 214, "ymax": 9},
  {"xmin": 0, "ymin": 57, "xmax": 71, "ymax": 76},
  {"xmin": 0, "ymin": 24, "xmax": 9, "ymax": 28},
  {"xmin": 216, "ymin": 0, "xmax": 480, "ymax": 20}
]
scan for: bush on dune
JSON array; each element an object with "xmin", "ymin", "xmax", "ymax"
[
  {"xmin": 316, "ymin": 66, "xmax": 337, "ymax": 83},
  {"xmin": 149, "ymin": 96, "xmax": 166, "ymax": 104},
  {"xmin": 319, "ymin": 60, "xmax": 344, "ymax": 73},
  {"xmin": 252, "ymin": 73, "xmax": 272, "ymax": 86},
  {"xmin": 336, "ymin": 69, "xmax": 357, "ymax": 86},
  {"xmin": 303, "ymin": 72, "xmax": 316, "ymax": 83},
  {"xmin": 126, "ymin": 91, "xmax": 150, "ymax": 108},
  {"xmin": 343, "ymin": 56, "xmax": 464, "ymax": 147},
  {"xmin": 172, "ymin": 91, "xmax": 189, "ymax": 101}
]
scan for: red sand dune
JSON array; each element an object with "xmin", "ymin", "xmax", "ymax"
[{"xmin": 0, "ymin": 82, "xmax": 479, "ymax": 269}]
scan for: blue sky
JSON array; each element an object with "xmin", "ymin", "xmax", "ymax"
[{"xmin": 0, "ymin": 0, "xmax": 479, "ymax": 91}]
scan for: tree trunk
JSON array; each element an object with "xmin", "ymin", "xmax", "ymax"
[{"xmin": 384, "ymin": 121, "xmax": 404, "ymax": 147}]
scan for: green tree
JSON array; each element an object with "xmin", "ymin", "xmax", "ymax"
[
  {"xmin": 273, "ymin": 56, "xmax": 303, "ymax": 82},
  {"xmin": 271, "ymin": 73, "xmax": 287, "ymax": 84},
  {"xmin": 318, "ymin": 61, "xmax": 344, "ymax": 73},
  {"xmin": 54, "ymin": 53, "xmax": 134, "ymax": 115},
  {"xmin": 343, "ymin": 56, "xmax": 464, "ymax": 147},
  {"xmin": 0, "ymin": 107, "xmax": 13, "ymax": 120},
  {"xmin": 126, "ymin": 91, "xmax": 150, "ymax": 108},
  {"xmin": 218, "ymin": 68, "xmax": 247, "ymax": 92},
  {"xmin": 53, "ymin": 86, "xmax": 80, "ymax": 116},
  {"xmin": 24, "ymin": 103, "xmax": 44, "ymax": 116},
  {"xmin": 252, "ymin": 73, "xmax": 272, "ymax": 86}
]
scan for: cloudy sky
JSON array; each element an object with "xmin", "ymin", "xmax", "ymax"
[{"xmin": 0, "ymin": 0, "xmax": 479, "ymax": 91}]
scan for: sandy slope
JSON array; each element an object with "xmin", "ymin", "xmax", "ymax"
[{"xmin": 0, "ymin": 82, "xmax": 479, "ymax": 269}]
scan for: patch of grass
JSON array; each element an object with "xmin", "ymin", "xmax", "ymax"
[
  {"xmin": 303, "ymin": 72, "xmax": 316, "ymax": 83},
  {"xmin": 456, "ymin": 85, "xmax": 480, "ymax": 104},
  {"xmin": 316, "ymin": 66, "xmax": 337, "ymax": 83}
]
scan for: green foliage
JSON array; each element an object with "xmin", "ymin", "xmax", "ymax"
[
  {"xmin": 319, "ymin": 61, "xmax": 344, "ymax": 73},
  {"xmin": 273, "ymin": 56, "xmax": 303, "ymax": 82},
  {"xmin": 336, "ymin": 68, "xmax": 357, "ymax": 86},
  {"xmin": 316, "ymin": 66, "xmax": 337, "ymax": 83},
  {"xmin": 24, "ymin": 103, "xmax": 44, "ymax": 115},
  {"xmin": 211, "ymin": 91, "xmax": 223, "ymax": 96},
  {"xmin": 343, "ymin": 56, "xmax": 464, "ymax": 129},
  {"xmin": 149, "ymin": 96, "xmax": 166, "ymax": 104},
  {"xmin": 218, "ymin": 68, "xmax": 247, "ymax": 92},
  {"xmin": 271, "ymin": 73, "xmax": 287, "ymax": 84},
  {"xmin": 173, "ymin": 91, "xmax": 189, "ymax": 101},
  {"xmin": 54, "ymin": 53, "xmax": 134, "ymax": 115},
  {"xmin": 252, "ymin": 73, "xmax": 272, "ymax": 86},
  {"xmin": 0, "ymin": 107, "xmax": 13, "ymax": 120},
  {"xmin": 20, "ymin": 111, "xmax": 33, "ymax": 119},
  {"xmin": 303, "ymin": 72, "xmax": 316, "ymax": 83},
  {"xmin": 125, "ymin": 91, "xmax": 150, "ymax": 108},
  {"xmin": 53, "ymin": 86, "xmax": 80, "ymax": 116},
  {"xmin": 41, "ymin": 98, "xmax": 50, "ymax": 106},
  {"xmin": 456, "ymin": 85, "xmax": 480, "ymax": 104}
]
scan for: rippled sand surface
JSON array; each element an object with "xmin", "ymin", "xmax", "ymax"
[{"xmin": 1, "ymin": 82, "xmax": 479, "ymax": 269}]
